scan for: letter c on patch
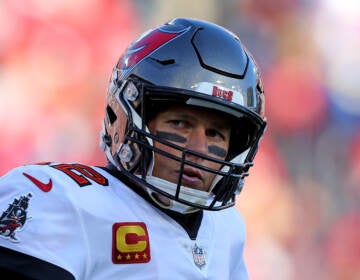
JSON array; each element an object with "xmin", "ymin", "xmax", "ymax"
[{"xmin": 116, "ymin": 225, "xmax": 147, "ymax": 252}]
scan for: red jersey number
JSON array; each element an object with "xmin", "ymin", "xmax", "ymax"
[{"xmin": 52, "ymin": 163, "xmax": 108, "ymax": 187}]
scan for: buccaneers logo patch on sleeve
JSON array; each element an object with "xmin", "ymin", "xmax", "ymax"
[
  {"xmin": 112, "ymin": 222, "xmax": 150, "ymax": 264},
  {"xmin": 0, "ymin": 193, "xmax": 32, "ymax": 242}
]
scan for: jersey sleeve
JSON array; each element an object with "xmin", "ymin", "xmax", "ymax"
[
  {"xmin": 0, "ymin": 245, "xmax": 75, "ymax": 279},
  {"xmin": 0, "ymin": 164, "xmax": 87, "ymax": 279}
]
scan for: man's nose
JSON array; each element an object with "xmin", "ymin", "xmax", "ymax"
[{"xmin": 185, "ymin": 127, "xmax": 208, "ymax": 157}]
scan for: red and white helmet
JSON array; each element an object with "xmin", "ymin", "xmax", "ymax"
[{"xmin": 100, "ymin": 18, "xmax": 266, "ymax": 213}]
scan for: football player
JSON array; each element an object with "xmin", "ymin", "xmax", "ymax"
[{"xmin": 0, "ymin": 18, "xmax": 266, "ymax": 279}]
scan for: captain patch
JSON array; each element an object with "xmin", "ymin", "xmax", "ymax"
[{"xmin": 112, "ymin": 222, "xmax": 151, "ymax": 264}]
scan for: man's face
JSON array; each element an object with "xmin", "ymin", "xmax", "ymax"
[{"xmin": 148, "ymin": 105, "xmax": 231, "ymax": 192}]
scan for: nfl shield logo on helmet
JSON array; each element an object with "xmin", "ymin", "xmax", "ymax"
[{"xmin": 192, "ymin": 243, "xmax": 206, "ymax": 269}]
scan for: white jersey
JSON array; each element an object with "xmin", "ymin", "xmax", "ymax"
[{"xmin": 0, "ymin": 162, "xmax": 248, "ymax": 279}]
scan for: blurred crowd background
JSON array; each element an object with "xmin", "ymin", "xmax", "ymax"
[{"xmin": 0, "ymin": 0, "xmax": 359, "ymax": 279}]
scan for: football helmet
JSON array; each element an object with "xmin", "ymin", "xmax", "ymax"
[{"xmin": 100, "ymin": 18, "xmax": 266, "ymax": 213}]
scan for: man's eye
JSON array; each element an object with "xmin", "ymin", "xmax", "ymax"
[
  {"xmin": 169, "ymin": 120, "xmax": 186, "ymax": 127},
  {"xmin": 206, "ymin": 129, "xmax": 224, "ymax": 140}
]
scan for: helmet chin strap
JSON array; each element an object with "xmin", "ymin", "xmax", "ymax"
[{"xmin": 141, "ymin": 175, "xmax": 213, "ymax": 214}]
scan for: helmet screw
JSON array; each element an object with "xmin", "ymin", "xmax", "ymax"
[
  {"xmin": 119, "ymin": 144, "xmax": 133, "ymax": 162},
  {"xmin": 124, "ymin": 82, "xmax": 138, "ymax": 101}
]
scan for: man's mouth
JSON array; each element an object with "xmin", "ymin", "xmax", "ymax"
[{"xmin": 180, "ymin": 167, "xmax": 203, "ymax": 186}]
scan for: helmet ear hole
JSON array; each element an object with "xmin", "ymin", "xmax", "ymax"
[{"xmin": 106, "ymin": 105, "xmax": 117, "ymax": 125}]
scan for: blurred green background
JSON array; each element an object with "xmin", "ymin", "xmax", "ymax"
[{"xmin": 0, "ymin": 1, "xmax": 359, "ymax": 279}]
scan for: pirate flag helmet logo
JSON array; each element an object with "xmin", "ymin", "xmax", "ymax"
[{"xmin": 0, "ymin": 193, "xmax": 32, "ymax": 242}]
